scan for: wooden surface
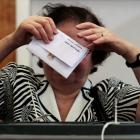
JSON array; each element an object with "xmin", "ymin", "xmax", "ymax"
[{"xmin": 0, "ymin": 0, "xmax": 16, "ymax": 68}]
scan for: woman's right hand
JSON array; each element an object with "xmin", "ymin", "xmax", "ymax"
[
  {"xmin": 11, "ymin": 16, "xmax": 57, "ymax": 49},
  {"xmin": 0, "ymin": 16, "xmax": 57, "ymax": 62}
]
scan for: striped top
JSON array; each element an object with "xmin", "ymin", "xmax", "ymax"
[{"xmin": 0, "ymin": 62, "xmax": 140, "ymax": 122}]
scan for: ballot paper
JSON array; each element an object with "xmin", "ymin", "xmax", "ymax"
[{"xmin": 27, "ymin": 29, "xmax": 89, "ymax": 78}]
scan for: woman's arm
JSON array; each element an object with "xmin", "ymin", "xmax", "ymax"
[
  {"xmin": 0, "ymin": 33, "xmax": 16, "ymax": 61},
  {"xmin": 0, "ymin": 16, "xmax": 57, "ymax": 62},
  {"xmin": 111, "ymin": 38, "xmax": 140, "ymax": 84},
  {"xmin": 76, "ymin": 22, "xmax": 140, "ymax": 84}
]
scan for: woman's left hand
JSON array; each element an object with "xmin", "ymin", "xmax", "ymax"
[{"xmin": 76, "ymin": 22, "xmax": 139, "ymax": 61}]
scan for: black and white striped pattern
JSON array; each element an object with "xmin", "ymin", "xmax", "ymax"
[{"xmin": 0, "ymin": 63, "xmax": 140, "ymax": 122}]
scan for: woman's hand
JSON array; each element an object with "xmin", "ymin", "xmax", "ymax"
[
  {"xmin": 0, "ymin": 16, "xmax": 57, "ymax": 61},
  {"xmin": 11, "ymin": 16, "xmax": 57, "ymax": 48},
  {"xmin": 76, "ymin": 22, "xmax": 140, "ymax": 62}
]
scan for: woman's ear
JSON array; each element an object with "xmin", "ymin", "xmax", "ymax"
[{"xmin": 38, "ymin": 59, "xmax": 43, "ymax": 68}]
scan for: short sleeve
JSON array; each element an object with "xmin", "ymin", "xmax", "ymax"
[{"xmin": 96, "ymin": 77, "xmax": 140, "ymax": 121}]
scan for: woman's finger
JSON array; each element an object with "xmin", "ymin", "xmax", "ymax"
[
  {"xmin": 46, "ymin": 17, "xmax": 58, "ymax": 34},
  {"xmin": 33, "ymin": 17, "xmax": 55, "ymax": 41},
  {"xmin": 29, "ymin": 21, "xmax": 50, "ymax": 43},
  {"xmin": 76, "ymin": 22, "xmax": 99, "ymax": 29},
  {"xmin": 77, "ymin": 28, "xmax": 101, "ymax": 37},
  {"xmin": 34, "ymin": 16, "xmax": 57, "ymax": 34},
  {"xmin": 84, "ymin": 32, "xmax": 103, "ymax": 41},
  {"xmin": 22, "ymin": 23, "xmax": 41, "ymax": 40}
]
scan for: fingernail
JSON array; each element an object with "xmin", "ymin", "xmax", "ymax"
[
  {"xmin": 52, "ymin": 36, "xmax": 54, "ymax": 40},
  {"xmin": 45, "ymin": 40, "xmax": 50, "ymax": 43},
  {"xmin": 50, "ymin": 36, "xmax": 54, "ymax": 40},
  {"xmin": 54, "ymin": 29, "xmax": 58, "ymax": 34}
]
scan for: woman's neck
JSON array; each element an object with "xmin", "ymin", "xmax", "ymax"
[
  {"xmin": 53, "ymin": 88, "xmax": 80, "ymax": 101},
  {"xmin": 52, "ymin": 88, "xmax": 80, "ymax": 121}
]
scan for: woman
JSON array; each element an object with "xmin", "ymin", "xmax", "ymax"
[{"xmin": 0, "ymin": 4, "xmax": 140, "ymax": 122}]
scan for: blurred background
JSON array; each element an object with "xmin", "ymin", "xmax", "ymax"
[
  {"xmin": 0, "ymin": 0, "xmax": 15, "ymax": 68},
  {"xmin": 1, "ymin": 0, "xmax": 140, "ymax": 86}
]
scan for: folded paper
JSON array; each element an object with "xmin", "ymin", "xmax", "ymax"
[{"xmin": 27, "ymin": 29, "xmax": 89, "ymax": 78}]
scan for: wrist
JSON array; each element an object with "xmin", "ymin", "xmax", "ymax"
[
  {"xmin": 6, "ymin": 32, "xmax": 19, "ymax": 50},
  {"xmin": 122, "ymin": 47, "xmax": 140, "ymax": 63},
  {"xmin": 111, "ymin": 37, "xmax": 136, "ymax": 62},
  {"xmin": 126, "ymin": 53, "xmax": 140, "ymax": 68},
  {"xmin": 115, "ymin": 38, "xmax": 140, "ymax": 66},
  {"xmin": 122, "ymin": 44, "xmax": 140, "ymax": 68},
  {"xmin": 119, "ymin": 40, "xmax": 140, "ymax": 63}
]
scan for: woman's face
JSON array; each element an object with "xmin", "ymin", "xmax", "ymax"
[{"xmin": 42, "ymin": 21, "xmax": 93, "ymax": 93}]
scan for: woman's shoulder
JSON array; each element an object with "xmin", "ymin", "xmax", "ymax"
[
  {"xmin": 1, "ymin": 62, "xmax": 44, "ymax": 87},
  {"xmin": 96, "ymin": 77, "xmax": 139, "ymax": 87},
  {"xmin": 1, "ymin": 62, "xmax": 35, "ymax": 74},
  {"xmin": 0, "ymin": 62, "xmax": 39, "ymax": 83},
  {"xmin": 94, "ymin": 77, "xmax": 140, "ymax": 93},
  {"xmin": 6, "ymin": 62, "xmax": 34, "ymax": 71},
  {"xmin": 95, "ymin": 77, "xmax": 122, "ymax": 90},
  {"xmin": 95, "ymin": 77, "xmax": 140, "ymax": 98}
]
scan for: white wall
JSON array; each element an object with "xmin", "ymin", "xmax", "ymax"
[
  {"xmin": 16, "ymin": 0, "xmax": 140, "ymax": 86},
  {"xmin": 16, "ymin": 0, "xmax": 31, "ymax": 66}
]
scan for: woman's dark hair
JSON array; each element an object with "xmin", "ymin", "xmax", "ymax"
[{"xmin": 38, "ymin": 4, "xmax": 111, "ymax": 73}]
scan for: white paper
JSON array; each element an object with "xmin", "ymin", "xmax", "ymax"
[{"xmin": 27, "ymin": 29, "xmax": 89, "ymax": 78}]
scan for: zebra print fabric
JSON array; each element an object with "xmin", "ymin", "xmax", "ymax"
[{"xmin": 0, "ymin": 63, "xmax": 140, "ymax": 122}]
